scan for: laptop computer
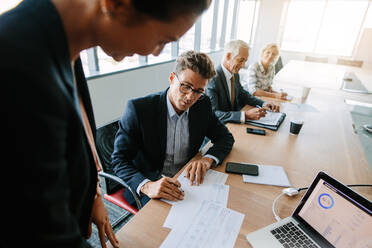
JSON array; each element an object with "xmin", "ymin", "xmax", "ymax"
[
  {"xmin": 246, "ymin": 171, "xmax": 372, "ymax": 248},
  {"xmin": 341, "ymin": 72, "xmax": 370, "ymax": 94}
]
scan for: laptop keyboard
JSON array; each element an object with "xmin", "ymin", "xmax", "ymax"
[{"xmin": 270, "ymin": 222, "xmax": 318, "ymax": 248}]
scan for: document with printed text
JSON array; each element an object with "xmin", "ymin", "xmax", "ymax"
[{"xmin": 160, "ymin": 201, "xmax": 244, "ymax": 248}]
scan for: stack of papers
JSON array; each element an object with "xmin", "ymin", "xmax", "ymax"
[
  {"xmin": 160, "ymin": 170, "xmax": 245, "ymax": 248},
  {"xmin": 242, "ymin": 164, "xmax": 291, "ymax": 187},
  {"xmin": 161, "ymin": 201, "xmax": 244, "ymax": 248}
]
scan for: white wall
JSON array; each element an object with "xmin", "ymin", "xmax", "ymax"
[
  {"xmin": 247, "ymin": 0, "xmax": 286, "ymax": 66},
  {"xmin": 88, "ymin": 51, "xmax": 224, "ymax": 127}
]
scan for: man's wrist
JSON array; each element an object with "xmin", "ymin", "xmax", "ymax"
[
  {"xmin": 138, "ymin": 179, "xmax": 151, "ymax": 195},
  {"xmin": 240, "ymin": 111, "xmax": 245, "ymax": 123},
  {"xmin": 140, "ymin": 182, "xmax": 149, "ymax": 195},
  {"xmin": 202, "ymin": 157, "xmax": 214, "ymax": 169}
]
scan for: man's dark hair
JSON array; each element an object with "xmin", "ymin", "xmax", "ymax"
[
  {"xmin": 132, "ymin": 0, "xmax": 212, "ymax": 22},
  {"xmin": 175, "ymin": 51, "xmax": 216, "ymax": 79}
]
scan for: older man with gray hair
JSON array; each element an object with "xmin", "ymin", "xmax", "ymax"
[{"xmin": 206, "ymin": 40, "xmax": 280, "ymax": 124}]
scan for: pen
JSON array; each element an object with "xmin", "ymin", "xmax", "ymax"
[
  {"xmin": 257, "ymin": 104, "xmax": 272, "ymax": 112},
  {"xmin": 162, "ymin": 174, "xmax": 184, "ymax": 192},
  {"xmin": 256, "ymin": 105, "xmax": 267, "ymax": 111}
]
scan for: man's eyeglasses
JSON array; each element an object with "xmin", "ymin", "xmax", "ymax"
[{"xmin": 174, "ymin": 73, "xmax": 205, "ymax": 100}]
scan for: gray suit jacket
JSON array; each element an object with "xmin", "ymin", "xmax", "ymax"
[{"xmin": 206, "ymin": 65, "xmax": 264, "ymax": 123}]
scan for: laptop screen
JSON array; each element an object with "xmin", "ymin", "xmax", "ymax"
[{"xmin": 297, "ymin": 178, "xmax": 372, "ymax": 247}]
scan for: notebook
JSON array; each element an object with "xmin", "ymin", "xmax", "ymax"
[{"xmin": 246, "ymin": 112, "xmax": 286, "ymax": 131}]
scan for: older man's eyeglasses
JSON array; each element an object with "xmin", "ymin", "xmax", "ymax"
[{"xmin": 174, "ymin": 73, "xmax": 205, "ymax": 100}]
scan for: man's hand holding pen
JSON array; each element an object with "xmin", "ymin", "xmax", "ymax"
[{"xmin": 141, "ymin": 177, "xmax": 184, "ymax": 202}]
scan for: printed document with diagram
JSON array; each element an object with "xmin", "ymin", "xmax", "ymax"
[{"xmin": 160, "ymin": 201, "xmax": 244, "ymax": 248}]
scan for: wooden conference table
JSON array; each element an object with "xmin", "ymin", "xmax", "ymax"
[
  {"xmin": 273, "ymin": 60, "xmax": 372, "ymax": 92},
  {"xmin": 108, "ymin": 86, "xmax": 372, "ymax": 248}
]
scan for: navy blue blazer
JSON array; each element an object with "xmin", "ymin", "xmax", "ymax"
[
  {"xmin": 112, "ymin": 89, "xmax": 234, "ymax": 205},
  {"xmin": 206, "ymin": 65, "xmax": 264, "ymax": 123},
  {"xmin": 2, "ymin": 0, "xmax": 97, "ymax": 247}
]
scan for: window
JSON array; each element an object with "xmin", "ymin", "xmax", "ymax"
[
  {"xmin": 200, "ymin": 0, "xmax": 216, "ymax": 52},
  {"xmin": 0, "ymin": 0, "xmax": 22, "ymax": 14},
  {"xmin": 178, "ymin": 25, "xmax": 195, "ymax": 54},
  {"xmin": 236, "ymin": 0, "xmax": 260, "ymax": 45},
  {"xmin": 216, "ymin": 0, "xmax": 227, "ymax": 49},
  {"xmin": 96, "ymin": 47, "xmax": 140, "ymax": 74},
  {"xmin": 281, "ymin": 0, "xmax": 371, "ymax": 56},
  {"xmin": 58, "ymin": 1, "xmax": 239, "ymax": 77},
  {"xmin": 225, "ymin": 0, "xmax": 237, "ymax": 43},
  {"xmin": 148, "ymin": 43, "xmax": 172, "ymax": 64},
  {"xmin": 80, "ymin": 50, "xmax": 90, "ymax": 76},
  {"xmin": 365, "ymin": 4, "xmax": 372, "ymax": 28}
]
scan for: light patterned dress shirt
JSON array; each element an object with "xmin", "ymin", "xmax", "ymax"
[{"xmin": 243, "ymin": 61, "xmax": 275, "ymax": 95}]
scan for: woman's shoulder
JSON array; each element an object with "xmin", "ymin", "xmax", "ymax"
[{"xmin": 248, "ymin": 61, "xmax": 260, "ymax": 71}]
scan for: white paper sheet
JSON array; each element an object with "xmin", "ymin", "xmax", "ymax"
[
  {"xmin": 161, "ymin": 169, "xmax": 228, "ymax": 206},
  {"xmin": 242, "ymin": 164, "xmax": 291, "ymax": 187},
  {"xmin": 282, "ymin": 102, "xmax": 319, "ymax": 112},
  {"xmin": 163, "ymin": 183, "xmax": 230, "ymax": 229},
  {"xmin": 160, "ymin": 201, "xmax": 244, "ymax": 248}
]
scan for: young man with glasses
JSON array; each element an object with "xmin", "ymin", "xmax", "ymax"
[{"xmin": 112, "ymin": 51, "xmax": 234, "ymax": 207}]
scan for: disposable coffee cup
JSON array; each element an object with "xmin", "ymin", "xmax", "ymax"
[
  {"xmin": 301, "ymin": 87, "xmax": 311, "ymax": 99},
  {"xmin": 290, "ymin": 120, "xmax": 304, "ymax": 135}
]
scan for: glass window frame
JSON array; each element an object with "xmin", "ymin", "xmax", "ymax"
[
  {"xmin": 78, "ymin": 0, "xmax": 251, "ymax": 79},
  {"xmin": 278, "ymin": 0, "xmax": 371, "ymax": 57}
]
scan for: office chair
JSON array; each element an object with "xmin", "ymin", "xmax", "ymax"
[
  {"xmin": 274, "ymin": 56, "xmax": 283, "ymax": 74},
  {"xmin": 337, "ymin": 58, "xmax": 363, "ymax": 68},
  {"xmin": 304, "ymin": 56, "xmax": 328, "ymax": 63},
  {"xmin": 96, "ymin": 120, "xmax": 142, "ymax": 225}
]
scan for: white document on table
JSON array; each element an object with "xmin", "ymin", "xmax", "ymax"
[
  {"xmin": 163, "ymin": 170, "xmax": 229, "ymax": 229},
  {"xmin": 160, "ymin": 201, "xmax": 244, "ymax": 248},
  {"xmin": 282, "ymin": 102, "xmax": 318, "ymax": 112},
  {"xmin": 242, "ymin": 164, "xmax": 291, "ymax": 187},
  {"xmin": 163, "ymin": 183, "xmax": 230, "ymax": 229},
  {"xmin": 161, "ymin": 169, "xmax": 228, "ymax": 206}
]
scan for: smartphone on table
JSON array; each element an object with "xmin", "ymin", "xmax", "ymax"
[
  {"xmin": 246, "ymin": 127, "xmax": 266, "ymax": 135},
  {"xmin": 225, "ymin": 162, "xmax": 259, "ymax": 176}
]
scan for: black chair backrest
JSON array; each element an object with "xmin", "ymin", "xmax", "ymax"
[
  {"xmin": 96, "ymin": 120, "xmax": 120, "ymax": 194},
  {"xmin": 275, "ymin": 56, "xmax": 283, "ymax": 75}
]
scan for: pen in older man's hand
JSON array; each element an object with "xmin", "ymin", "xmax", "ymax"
[{"xmin": 256, "ymin": 105, "xmax": 267, "ymax": 111}]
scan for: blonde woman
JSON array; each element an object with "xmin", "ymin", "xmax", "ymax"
[{"xmin": 244, "ymin": 43, "xmax": 287, "ymax": 99}]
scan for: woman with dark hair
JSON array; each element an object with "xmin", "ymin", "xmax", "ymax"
[{"xmin": 1, "ymin": 0, "xmax": 211, "ymax": 247}]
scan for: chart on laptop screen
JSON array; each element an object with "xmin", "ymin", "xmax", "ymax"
[{"xmin": 298, "ymin": 179, "xmax": 372, "ymax": 248}]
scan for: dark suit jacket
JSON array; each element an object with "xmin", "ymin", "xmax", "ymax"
[
  {"xmin": 206, "ymin": 65, "xmax": 264, "ymax": 123},
  {"xmin": 2, "ymin": 0, "xmax": 97, "ymax": 247},
  {"xmin": 112, "ymin": 89, "xmax": 234, "ymax": 205}
]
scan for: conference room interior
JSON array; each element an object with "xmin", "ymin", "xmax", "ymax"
[{"xmin": 2, "ymin": 0, "xmax": 371, "ymax": 247}]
